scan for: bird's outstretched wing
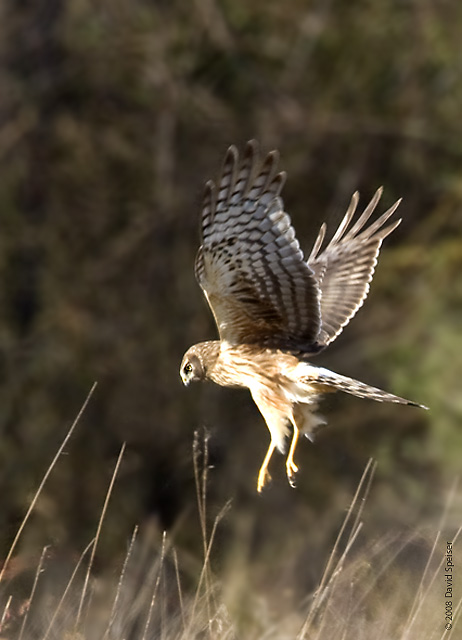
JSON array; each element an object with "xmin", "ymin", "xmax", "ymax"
[
  {"xmin": 195, "ymin": 141, "xmax": 321, "ymax": 350},
  {"xmin": 307, "ymin": 188, "xmax": 401, "ymax": 347}
]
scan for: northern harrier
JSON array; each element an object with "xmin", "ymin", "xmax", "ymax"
[{"xmin": 180, "ymin": 141, "xmax": 426, "ymax": 492}]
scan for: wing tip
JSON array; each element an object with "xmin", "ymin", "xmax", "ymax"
[
  {"xmin": 244, "ymin": 140, "xmax": 282, "ymax": 167},
  {"xmin": 261, "ymin": 148, "xmax": 280, "ymax": 177},
  {"xmin": 273, "ymin": 170, "xmax": 287, "ymax": 192},
  {"xmin": 225, "ymin": 144, "xmax": 239, "ymax": 163},
  {"xmin": 204, "ymin": 179, "xmax": 215, "ymax": 196},
  {"xmin": 245, "ymin": 139, "xmax": 259, "ymax": 157},
  {"xmin": 266, "ymin": 148, "xmax": 280, "ymax": 162}
]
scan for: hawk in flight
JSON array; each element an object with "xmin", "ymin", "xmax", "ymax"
[{"xmin": 180, "ymin": 141, "xmax": 426, "ymax": 492}]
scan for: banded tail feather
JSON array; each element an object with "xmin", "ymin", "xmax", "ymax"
[{"xmin": 312, "ymin": 367, "xmax": 428, "ymax": 409}]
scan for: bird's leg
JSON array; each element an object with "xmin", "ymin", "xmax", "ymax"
[
  {"xmin": 257, "ymin": 440, "xmax": 276, "ymax": 493},
  {"xmin": 285, "ymin": 423, "xmax": 299, "ymax": 488}
]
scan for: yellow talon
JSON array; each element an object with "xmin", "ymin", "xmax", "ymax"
[
  {"xmin": 286, "ymin": 459, "xmax": 298, "ymax": 487},
  {"xmin": 257, "ymin": 440, "xmax": 276, "ymax": 492},
  {"xmin": 286, "ymin": 424, "xmax": 300, "ymax": 488}
]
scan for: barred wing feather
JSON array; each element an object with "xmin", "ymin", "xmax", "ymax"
[
  {"xmin": 195, "ymin": 141, "xmax": 321, "ymax": 350},
  {"xmin": 308, "ymin": 188, "xmax": 402, "ymax": 347}
]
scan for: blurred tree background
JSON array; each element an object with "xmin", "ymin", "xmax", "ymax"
[{"xmin": 0, "ymin": 0, "xmax": 461, "ymax": 613}]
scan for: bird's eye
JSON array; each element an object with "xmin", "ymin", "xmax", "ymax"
[{"xmin": 183, "ymin": 363, "xmax": 193, "ymax": 374}]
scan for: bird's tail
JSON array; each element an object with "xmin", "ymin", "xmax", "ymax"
[{"xmin": 311, "ymin": 366, "xmax": 428, "ymax": 409}]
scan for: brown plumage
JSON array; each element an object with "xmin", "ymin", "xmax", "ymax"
[{"xmin": 181, "ymin": 141, "xmax": 427, "ymax": 492}]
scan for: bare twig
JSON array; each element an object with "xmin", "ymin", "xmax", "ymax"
[
  {"xmin": 141, "ymin": 531, "xmax": 167, "ymax": 640},
  {"xmin": 42, "ymin": 538, "xmax": 95, "ymax": 640},
  {"xmin": 298, "ymin": 459, "xmax": 375, "ymax": 638},
  {"xmin": 17, "ymin": 545, "xmax": 48, "ymax": 640},
  {"xmin": 0, "ymin": 595, "xmax": 12, "ymax": 633},
  {"xmin": 74, "ymin": 442, "xmax": 126, "ymax": 632},
  {"xmin": 0, "ymin": 382, "xmax": 97, "ymax": 586},
  {"xmin": 103, "ymin": 525, "xmax": 139, "ymax": 640}
]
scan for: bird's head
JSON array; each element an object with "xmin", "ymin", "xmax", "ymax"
[{"xmin": 180, "ymin": 347, "xmax": 206, "ymax": 386}]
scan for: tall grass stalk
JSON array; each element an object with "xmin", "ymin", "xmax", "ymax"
[{"xmin": 1, "ymin": 407, "xmax": 461, "ymax": 639}]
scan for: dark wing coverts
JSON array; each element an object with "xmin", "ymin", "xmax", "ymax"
[
  {"xmin": 195, "ymin": 141, "xmax": 321, "ymax": 351},
  {"xmin": 195, "ymin": 140, "xmax": 402, "ymax": 353}
]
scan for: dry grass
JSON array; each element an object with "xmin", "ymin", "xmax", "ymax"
[{"xmin": 0, "ymin": 390, "xmax": 461, "ymax": 639}]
